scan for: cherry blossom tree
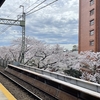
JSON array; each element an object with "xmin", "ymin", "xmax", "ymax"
[
  {"xmin": 0, "ymin": 37, "xmax": 66, "ymax": 71},
  {"xmin": 0, "ymin": 37, "xmax": 100, "ymax": 83}
]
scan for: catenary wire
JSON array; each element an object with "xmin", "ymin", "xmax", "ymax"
[
  {"xmin": 7, "ymin": 0, "xmax": 28, "ymax": 18},
  {"xmin": 0, "ymin": 0, "xmax": 45, "ymax": 34},
  {"xmin": 26, "ymin": 0, "xmax": 58, "ymax": 16},
  {"xmin": 25, "ymin": 0, "xmax": 40, "ymax": 12},
  {"xmin": 0, "ymin": 0, "xmax": 28, "ymax": 34},
  {"xmin": 0, "ymin": 0, "xmax": 58, "ymax": 34},
  {"xmin": 0, "ymin": 17, "xmax": 21, "ymax": 34},
  {"xmin": 26, "ymin": 0, "xmax": 46, "ymax": 14}
]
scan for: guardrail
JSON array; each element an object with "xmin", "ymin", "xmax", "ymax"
[{"xmin": 19, "ymin": 64, "xmax": 100, "ymax": 93}]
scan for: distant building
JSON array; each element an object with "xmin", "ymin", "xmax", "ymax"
[
  {"xmin": 79, "ymin": 0, "xmax": 100, "ymax": 52},
  {"xmin": 72, "ymin": 45, "xmax": 78, "ymax": 51}
]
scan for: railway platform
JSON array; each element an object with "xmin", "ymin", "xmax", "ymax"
[{"xmin": 0, "ymin": 83, "xmax": 16, "ymax": 100}]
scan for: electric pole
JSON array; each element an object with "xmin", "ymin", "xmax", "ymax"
[
  {"xmin": 0, "ymin": 0, "xmax": 58, "ymax": 64},
  {"xmin": 20, "ymin": 5, "xmax": 25, "ymax": 64},
  {"xmin": 0, "ymin": 5, "xmax": 25, "ymax": 64}
]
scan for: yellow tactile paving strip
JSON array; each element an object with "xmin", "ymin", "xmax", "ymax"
[{"xmin": 0, "ymin": 83, "xmax": 16, "ymax": 100}]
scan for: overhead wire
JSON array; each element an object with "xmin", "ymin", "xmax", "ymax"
[
  {"xmin": 0, "ymin": 14, "xmax": 23, "ymax": 34},
  {"xmin": 0, "ymin": 0, "xmax": 28, "ymax": 34},
  {"xmin": 14, "ymin": 0, "xmax": 41, "ymax": 18},
  {"xmin": 7, "ymin": 0, "xmax": 28, "ymax": 18},
  {"xmin": 0, "ymin": 0, "xmax": 44, "ymax": 34},
  {"xmin": 0, "ymin": 0, "xmax": 41, "ymax": 34},
  {"xmin": 26, "ymin": 0, "xmax": 46, "ymax": 14},
  {"xmin": 0, "ymin": 0, "xmax": 58, "ymax": 34},
  {"xmin": 25, "ymin": 0, "xmax": 40, "ymax": 12},
  {"xmin": 0, "ymin": 17, "xmax": 21, "ymax": 34},
  {"xmin": 26, "ymin": 0, "xmax": 58, "ymax": 16}
]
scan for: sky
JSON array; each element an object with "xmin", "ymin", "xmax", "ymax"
[{"xmin": 0, "ymin": 0, "xmax": 79, "ymax": 50}]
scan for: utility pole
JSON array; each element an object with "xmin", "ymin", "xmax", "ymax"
[
  {"xmin": 0, "ymin": 0, "xmax": 58, "ymax": 64},
  {"xmin": 0, "ymin": 5, "xmax": 25, "ymax": 64},
  {"xmin": 20, "ymin": 5, "xmax": 25, "ymax": 64}
]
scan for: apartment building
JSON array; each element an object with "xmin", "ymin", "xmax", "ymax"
[{"xmin": 79, "ymin": 0, "xmax": 100, "ymax": 52}]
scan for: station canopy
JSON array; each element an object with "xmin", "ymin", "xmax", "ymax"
[{"xmin": 0, "ymin": 0, "xmax": 5, "ymax": 7}]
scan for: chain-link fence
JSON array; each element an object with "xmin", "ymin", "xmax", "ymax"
[{"xmin": 0, "ymin": 59, "xmax": 14, "ymax": 68}]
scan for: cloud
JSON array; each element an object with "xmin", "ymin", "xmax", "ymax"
[{"xmin": 0, "ymin": 0, "xmax": 79, "ymax": 50}]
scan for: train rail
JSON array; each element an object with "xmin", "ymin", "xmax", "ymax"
[
  {"xmin": 5, "ymin": 64, "xmax": 100, "ymax": 100},
  {"xmin": 0, "ymin": 71, "xmax": 42, "ymax": 100}
]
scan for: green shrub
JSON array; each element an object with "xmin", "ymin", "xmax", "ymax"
[{"xmin": 63, "ymin": 68, "xmax": 82, "ymax": 78}]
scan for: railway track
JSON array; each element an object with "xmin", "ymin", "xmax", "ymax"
[
  {"xmin": 0, "ymin": 71, "xmax": 42, "ymax": 100},
  {"xmin": 0, "ymin": 67, "xmax": 57, "ymax": 100},
  {"xmin": 5, "ymin": 64, "xmax": 100, "ymax": 100}
]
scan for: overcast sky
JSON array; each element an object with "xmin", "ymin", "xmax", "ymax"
[{"xmin": 0, "ymin": 0, "xmax": 79, "ymax": 50}]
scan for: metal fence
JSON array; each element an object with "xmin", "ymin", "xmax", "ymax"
[{"xmin": 0, "ymin": 59, "xmax": 13, "ymax": 68}]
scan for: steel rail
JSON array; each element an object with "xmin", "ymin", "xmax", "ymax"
[
  {"xmin": 0, "ymin": 71, "xmax": 42, "ymax": 100},
  {"xmin": 6, "ymin": 64, "xmax": 100, "ymax": 100}
]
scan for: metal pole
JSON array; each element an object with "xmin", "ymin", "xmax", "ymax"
[
  {"xmin": 20, "ymin": 5, "xmax": 25, "ymax": 64},
  {"xmin": 22, "ymin": 13, "xmax": 25, "ymax": 64}
]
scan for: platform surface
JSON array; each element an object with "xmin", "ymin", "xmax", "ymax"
[{"xmin": 0, "ymin": 83, "xmax": 16, "ymax": 100}]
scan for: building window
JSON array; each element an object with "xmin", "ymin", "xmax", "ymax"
[
  {"xmin": 90, "ymin": 9, "xmax": 94, "ymax": 16},
  {"xmin": 90, "ymin": 19, "xmax": 94, "ymax": 26},
  {"xmin": 90, "ymin": 0, "xmax": 94, "ymax": 6},
  {"xmin": 90, "ymin": 40, "xmax": 94, "ymax": 46},
  {"xmin": 90, "ymin": 30, "xmax": 94, "ymax": 36}
]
